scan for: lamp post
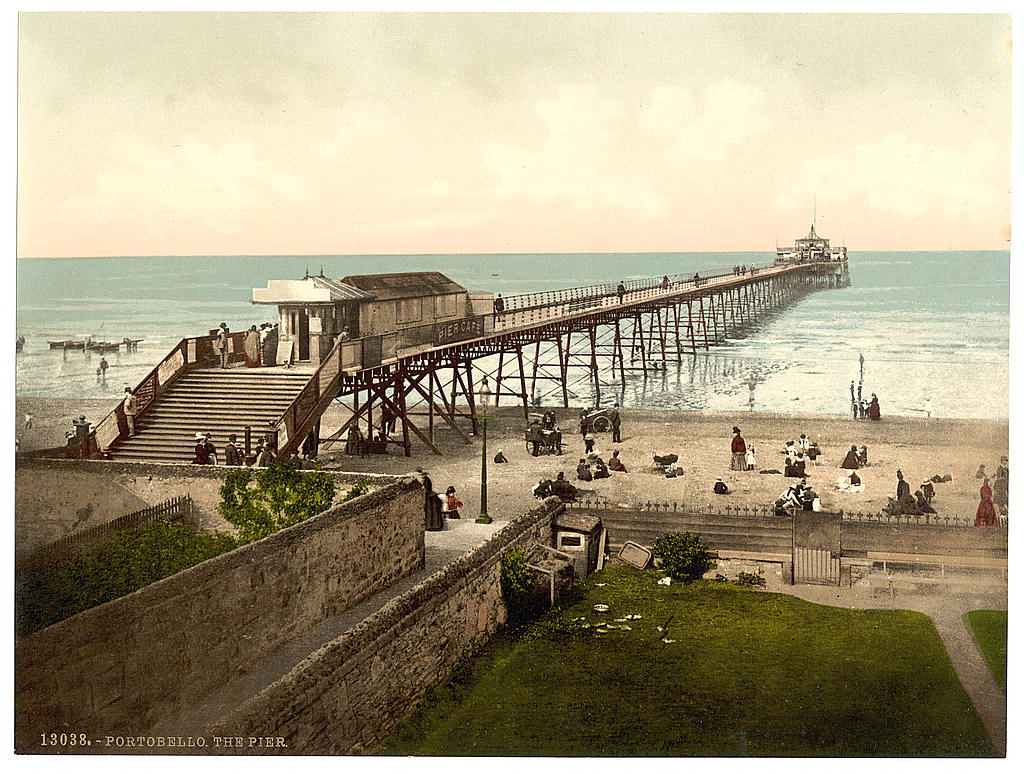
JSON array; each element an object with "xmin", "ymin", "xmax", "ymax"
[{"xmin": 475, "ymin": 376, "xmax": 494, "ymax": 524}]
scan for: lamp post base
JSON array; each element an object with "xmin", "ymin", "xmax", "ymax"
[{"xmin": 475, "ymin": 513, "xmax": 492, "ymax": 524}]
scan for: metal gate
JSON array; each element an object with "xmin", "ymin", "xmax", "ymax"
[
  {"xmin": 793, "ymin": 546, "xmax": 840, "ymax": 585},
  {"xmin": 792, "ymin": 510, "xmax": 841, "ymax": 585}
]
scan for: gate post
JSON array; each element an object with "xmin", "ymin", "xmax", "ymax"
[{"xmin": 792, "ymin": 510, "xmax": 842, "ymax": 585}]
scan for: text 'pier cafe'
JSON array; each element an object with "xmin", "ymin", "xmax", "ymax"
[{"xmin": 250, "ymin": 271, "xmax": 496, "ymax": 369}]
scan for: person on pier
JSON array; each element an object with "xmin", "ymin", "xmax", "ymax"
[
  {"xmin": 616, "ymin": 281, "xmax": 626, "ymax": 303},
  {"xmin": 493, "ymin": 294, "xmax": 506, "ymax": 320},
  {"xmin": 608, "ymin": 450, "xmax": 628, "ymax": 472},
  {"xmin": 692, "ymin": 272, "xmax": 701, "ymax": 287},
  {"xmin": 214, "ymin": 322, "xmax": 230, "ymax": 369},
  {"xmin": 868, "ymin": 394, "xmax": 881, "ymax": 421},
  {"xmin": 976, "ymin": 478, "xmax": 998, "ymax": 526},
  {"xmin": 262, "ymin": 322, "xmax": 279, "ymax": 366},
  {"xmin": 730, "ymin": 426, "xmax": 747, "ymax": 470},
  {"xmin": 840, "ymin": 445, "xmax": 860, "ymax": 469},
  {"xmin": 661, "ymin": 275, "xmax": 670, "ymax": 290},
  {"xmin": 243, "ymin": 325, "xmax": 261, "ymax": 367}
]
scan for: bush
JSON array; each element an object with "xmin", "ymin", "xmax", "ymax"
[
  {"xmin": 218, "ymin": 463, "xmax": 336, "ymax": 545},
  {"xmin": 500, "ymin": 548, "xmax": 537, "ymax": 625},
  {"xmin": 16, "ymin": 520, "xmax": 236, "ymax": 637},
  {"xmin": 735, "ymin": 571, "xmax": 767, "ymax": 588},
  {"xmin": 652, "ymin": 532, "xmax": 715, "ymax": 582}
]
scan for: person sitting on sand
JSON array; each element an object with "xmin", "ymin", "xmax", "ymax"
[
  {"xmin": 576, "ymin": 458, "xmax": 593, "ymax": 482},
  {"xmin": 921, "ymin": 480, "xmax": 935, "ymax": 504},
  {"xmin": 608, "ymin": 450, "xmax": 627, "ymax": 472},
  {"xmin": 836, "ymin": 470, "xmax": 864, "ymax": 493},
  {"xmin": 532, "ymin": 479, "xmax": 553, "ymax": 499},
  {"xmin": 784, "ymin": 457, "xmax": 800, "ymax": 477},
  {"xmin": 551, "ymin": 472, "xmax": 578, "ymax": 501},
  {"xmin": 593, "ymin": 458, "xmax": 611, "ymax": 479},
  {"xmin": 794, "ymin": 452, "xmax": 809, "ymax": 478},
  {"xmin": 840, "ymin": 445, "xmax": 860, "ymax": 469},
  {"xmin": 493, "ymin": 449, "xmax": 509, "ymax": 464},
  {"xmin": 713, "ymin": 476, "xmax": 730, "ymax": 495},
  {"xmin": 914, "ymin": 490, "xmax": 936, "ymax": 514}
]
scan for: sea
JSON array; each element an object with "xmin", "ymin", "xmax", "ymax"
[{"xmin": 14, "ymin": 251, "xmax": 1010, "ymax": 420}]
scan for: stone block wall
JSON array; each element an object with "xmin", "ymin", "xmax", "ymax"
[
  {"xmin": 14, "ymin": 477, "xmax": 425, "ymax": 753},
  {"xmin": 15, "ymin": 457, "xmax": 398, "ymax": 558},
  {"xmin": 212, "ymin": 496, "xmax": 565, "ymax": 754}
]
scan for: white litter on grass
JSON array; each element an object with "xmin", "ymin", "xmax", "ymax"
[
  {"xmin": 662, "ymin": 638, "xmax": 676, "ymax": 644},
  {"xmin": 658, "ymin": 577, "xmax": 672, "ymax": 586},
  {"xmin": 595, "ymin": 583, "xmax": 607, "ymax": 587},
  {"xmin": 625, "ymin": 614, "xmax": 643, "ymax": 620}
]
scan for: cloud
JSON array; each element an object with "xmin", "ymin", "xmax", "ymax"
[
  {"xmin": 58, "ymin": 131, "xmax": 312, "ymax": 234},
  {"xmin": 780, "ymin": 136, "xmax": 1005, "ymax": 226}
]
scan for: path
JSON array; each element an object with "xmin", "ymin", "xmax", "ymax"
[
  {"xmin": 779, "ymin": 579, "xmax": 1007, "ymax": 755},
  {"xmin": 153, "ymin": 516, "xmax": 503, "ymax": 739}
]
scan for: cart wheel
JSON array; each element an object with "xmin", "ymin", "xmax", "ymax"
[{"xmin": 592, "ymin": 416, "xmax": 611, "ymax": 433}]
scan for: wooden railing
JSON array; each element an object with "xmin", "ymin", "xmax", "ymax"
[
  {"xmin": 91, "ymin": 331, "xmax": 247, "ymax": 454},
  {"xmin": 19, "ymin": 495, "xmax": 195, "ymax": 570}
]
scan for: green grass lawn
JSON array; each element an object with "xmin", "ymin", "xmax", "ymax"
[
  {"xmin": 965, "ymin": 610, "xmax": 1007, "ymax": 694},
  {"xmin": 380, "ymin": 565, "xmax": 994, "ymax": 757}
]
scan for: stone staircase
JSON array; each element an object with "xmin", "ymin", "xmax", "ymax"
[{"xmin": 110, "ymin": 368, "xmax": 310, "ymax": 464}]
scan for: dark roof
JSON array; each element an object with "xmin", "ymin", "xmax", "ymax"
[
  {"xmin": 554, "ymin": 511, "xmax": 603, "ymax": 533},
  {"xmin": 340, "ymin": 271, "xmax": 467, "ymax": 301},
  {"xmin": 311, "ymin": 276, "xmax": 375, "ymax": 302}
]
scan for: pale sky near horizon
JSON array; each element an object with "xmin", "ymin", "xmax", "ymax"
[{"xmin": 16, "ymin": 12, "xmax": 1012, "ymax": 257}]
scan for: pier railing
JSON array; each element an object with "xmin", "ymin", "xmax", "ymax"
[{"xmin": 91, "ymin": 331, "xmax": 247, "ymax": 454}]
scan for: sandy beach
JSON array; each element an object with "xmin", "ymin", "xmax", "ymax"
[{"xmin": 16, "ymin": 397, "xmax": 1009, "ymax": 530}]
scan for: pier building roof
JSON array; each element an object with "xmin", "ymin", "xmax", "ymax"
[
  {"xmin": 251, "ymin": 276, "xmax": 374, "ymax": 305},
  {"xmin": 340, "ymin": 271, "xmax": 467, "ymax": 301}
]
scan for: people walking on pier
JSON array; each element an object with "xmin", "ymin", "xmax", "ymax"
[
  {"xmin": 214, "ymin": 322, "xmax": 230, "ymax": 369},
  {"xmin": 122, "ymin": 387, "xmax": 138, "ymax": 436},
  {"xmin": 192, "ymin": 432, "xmax": 210, "ymax": 464},
  {"xmin": 868, "ymin": 394, "xmax": 881, "ymax": 421},
  {"xmin": 692, "ymin": 272, "xmax": 700, "ymax": 286},
  {"xmin": 262, "ymin": 323, "xmax": 279, "ymax": 366},
  {"xmin": 661, "ymin": 275, "xmax": 670, "ymax": 290},
  {"xmin": 976, "ymin": 478, "xmax": 998, "ymax": 526},
  {"xmin": 730, "ymin": 426, "xmax": 747, "ymax": 470},
  {"xmin": 611, "ymin": 403, "xmax": 622, "ymax": 443},
  {"xmin": 616, "ymin": 281, "xmax": 626, "ymax": 304},
  {"xmin": 493, "ymin": 294, "xmax": 506, "ymax": 320},
  {"xmin": 243, "ymin": 325, "xmax": 261, "ymax": 367}
]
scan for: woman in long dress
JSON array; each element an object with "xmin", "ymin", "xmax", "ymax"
[
  {"xmin": 243, "ymin": 325, "xmax": 261, "ymax": 367},
  {"xmin": 840, "ymin": 445, "xmax": 860, "ymax": 469},
  {"xmin": 976, "ymin": 479, "xmax": 998, "ymax": 526},
  {"xmin": 868, "ymin": 394, "xmax": 881, "ymax": 421}
]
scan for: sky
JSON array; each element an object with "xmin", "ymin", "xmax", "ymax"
[{"xmin": 16, "ymin": 11, "xmax": 1012, "ymax": 257}]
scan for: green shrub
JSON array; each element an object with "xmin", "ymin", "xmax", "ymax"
[
  {"xmin": 16, "ymin": 519, "xmax": 236, "ymax": 637},
  {"xmin": 341, "ymin": 480, "xmax": 370, "ymax": 503},
  {"xmin": 652, "ymin": 532, "xmax": 715, "ymax": 582},
  {"xmin": 500, "ymin": 548, "xmax": 536, "ymax": 625},
  {"xmin": 218, "ymin": 463, "xmax": 336, "ymax": 545}
]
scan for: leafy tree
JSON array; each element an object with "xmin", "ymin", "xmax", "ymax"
[
  {"xmin": 217, "ymin": 463, "xmax": 337, "ymax": 545},
  {"xmin": 653, "ymin": 532, "xmax": 715, "ymax": 583}
]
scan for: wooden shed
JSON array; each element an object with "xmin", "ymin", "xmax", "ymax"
[{"xmin": 553, "ymin": 511, "xmax": 605, "ymax": 579}]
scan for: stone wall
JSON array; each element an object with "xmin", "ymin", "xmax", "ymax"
[
  {"xmin": 14, "ymin": 477, "xmax": 425, "ymax": 753},
  {"xmin": 15, "ymin": 457, "xmax": 399, "ymax": 558},
  {"xmin": 211, "ymin": 496, "xmax": 565, "ymax": 754}
]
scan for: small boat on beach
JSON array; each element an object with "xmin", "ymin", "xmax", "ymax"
[{"xmin": 48, "ymin": 338, "xmax": 88, "ymax": 350}]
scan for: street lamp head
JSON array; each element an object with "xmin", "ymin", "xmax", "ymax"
[{"xmin": 478, "ymin": 376, "xmax": 493, "ymax": 412}]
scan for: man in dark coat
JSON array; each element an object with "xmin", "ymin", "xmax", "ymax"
[
  {"xmin": 224, "ymin": 434, "xmax": 243, "ymax": 466},
  {"xmin": 611, "ymin": 403, "xmax": 622, "ymax": 443},
  {"xmin": 730, "ymin": 426, "xmax": 747, "ymax": 470},
  {"xmin": 616, "ymin": 281, "xmax": 626, "ymax": 303},
  {"xmin": 419, "ymin": 469, "xmax": 444, "ymax": 531}
]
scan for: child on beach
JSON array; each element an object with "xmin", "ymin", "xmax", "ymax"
[{"xmin": 443, "ymin": 486, "xmax": 463, "ymax": 519}]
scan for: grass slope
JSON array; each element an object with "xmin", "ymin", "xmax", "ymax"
[
  {"xmin": 381, "ymin": 566, "xmax": 994, "ymax": 757},
  {"xmin": 965, "ymin": 610, "xmax": 1007, "ymax": 694}
]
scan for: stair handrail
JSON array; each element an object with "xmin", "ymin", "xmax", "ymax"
[{"xmin": 90, "ymin": 330, "xmax": 248, "ymax": 454}]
